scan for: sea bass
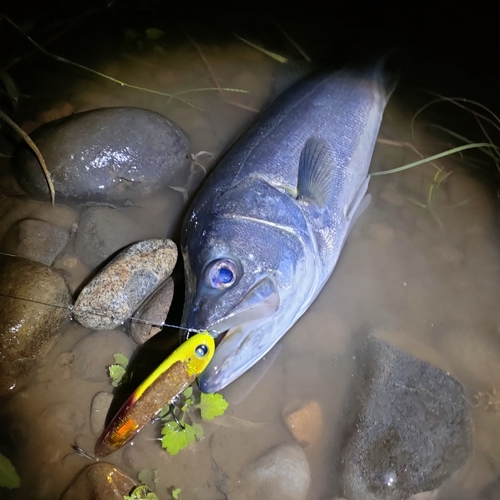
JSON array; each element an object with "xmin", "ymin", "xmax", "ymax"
[{"xmin": 181, "ymin": 63, "xmax": 393, "ymax": 393}]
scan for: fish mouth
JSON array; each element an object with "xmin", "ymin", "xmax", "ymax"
[{"xmin": 198, "ymin": 277, "xmax": 280, "ymax": 392}]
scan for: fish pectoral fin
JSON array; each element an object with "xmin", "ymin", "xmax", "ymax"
[
  {"xmin": 346, "ymin": 175, "xmax": 371, "ymax": 222},
  {"xmin": 297, "ymin": 138, "xmax": 336, "ymax": 207}
]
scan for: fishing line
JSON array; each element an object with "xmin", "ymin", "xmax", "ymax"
[{"xmin": 0, "ymin": 291, "xmax": 206, "ymax": 335}]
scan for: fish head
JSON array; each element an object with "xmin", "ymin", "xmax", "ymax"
[{"xmin": 181, "ymin": 181, "xmax": 311, "ymax": 392}]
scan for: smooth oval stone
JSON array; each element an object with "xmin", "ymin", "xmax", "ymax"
[
  {"xmin": 60, "ymin": 463, "xmax": 137, "ymax": 500},
  {"xmin": 128, "ymin": 276, "xmax": 174, "ymax": 344},
  {"xmin": 14, "ymin": 107, "xmax": 190, "ymax": 205},
  {"xmin": 73, "ymin": 238, "xmax": 177, "ymax": 330},
  {"xmin": 0, "ymin": 254, "xmax": 72, "ymax": 396},
  {"xmin": 230, "ymin": 443, "xmax": 311, "ymax": 500}
]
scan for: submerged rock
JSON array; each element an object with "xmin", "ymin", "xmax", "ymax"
[
  {"xmin": 15, "ymin": 107, "xmax": 190, "ymax": 205},
  {"xmin": 229, "ymin": 443, "xmax": 311, "ymax": 500},
  {"xmin": 71, "ymin": 329, "xmax": 136, "ymax": 382},
  {"xmin": 341, "ymin": 336, "xmax": 472, "ymax": 500},
  {"xmin": 60, "ymin": 462, "xmax": 137, "ymax": 500},
  {"xmin": 0, "ymin": 254, "xmax": 71, "ymax": 396},
  {"xmin": 1, "ymin": 218, "xmax": 69, "ymax": 266},
  {"xmin": 282, "ymin": 399, "xmax": 324, "ymax": 447},
  {"xmin": 90, "ymin": 391, "xmax": 114, "ymax": 436},
  {"xmin": 73, "ymin": 238, "xmax": 177, "ymax": 330},
  {"xmin": 128, "ymin": 276, "xmax": 174, "ymax": 344},
  {"xmin": 75, "ymin": 206, "xmax": 149, "ymax": 270}
]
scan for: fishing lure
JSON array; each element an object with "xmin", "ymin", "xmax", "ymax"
[{"xmin": 94, "ymin": 332, "xmax": 215, "ymax": 458}]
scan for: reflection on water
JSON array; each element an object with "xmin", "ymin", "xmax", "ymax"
[{"xmin": 1, "ymin": 5, "xmax": 500, "ymax": 500}]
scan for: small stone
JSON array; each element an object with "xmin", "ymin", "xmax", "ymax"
[
  {"xmin": 282, "ymin": 399, "xmax": 323, "ymax": 447},
  {"xmin": 230, "ymin": 443, "xmax": 311, "ymax": 500},
  {"xmin": 90, "ymin": 391, "xmax": 114, "ymax": 436},
  {"xmin": 61, "ymin": 463, "xmax": 137, "ymax": 500},
  {"xmin": 14, "ymin": 107, "xmax": 190, "ymax": 205},
  {"xmin": 0, "ymin": 255, "xmax": 72, "ymax": 396},
  {"xmin": 52, "ymin": 254, "xmax": 90, "ymax": 294},
  {"xmin": 1, "ymin": 218, "xmax": 69, "ymax": 266},
  {"xmin": 128, "ymin": 277, "xmax": 174, "ymax": 344},
  {"xmin": 39, "ymin": 401, "xmax": 86, "ymax": 439},
  {"xmin": 71, "ymin": 329, "xmax": 136, "ymax": 382},
  {"xmin": 75, "ymin": 206, "xmax": 150, "ymax": 270},
  {"xmin": 73, "ymin": 238, "xmax": 177, "ymax": 330}
]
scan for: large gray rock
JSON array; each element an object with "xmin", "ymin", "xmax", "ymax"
[
  {"xmin": 341, "ymin": 336, "xmax": 472, "ymax": 500},
  {"xmin": 14, "ymin": 107, "xmax": 190, "ymax": 205},
  {"xmin": 73, "ymin": 238, "xmax": 177, "ymax": 330},
  {"xmin": 60, "ymin": 463, "xmax": 137, "ymax": 500},
  {"xmin": 0, "ymin": 254, "xmax": 72, "ymax": 396}
]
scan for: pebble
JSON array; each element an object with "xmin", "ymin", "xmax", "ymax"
[
  {"xmin": 61, "ymin": 463, "xmax": 137, "ymax": 500},
  {"xmin": 90, "ymin": 391, "xmax": 114, "ymax": 436},
  {"xmin": 229, "ymin": 443, "xmax": 311, "ymax": 500},
  {"xmin": 367, "ymin": 222, "xmax": 395, "ymax": 244},
  {"xmin": 378, "ymin": 188, "xmax": 405, "ymax": 207},
  {"xmin": 73, "ymin": 238, "xmax": 177, "ymax": 330},
  {"xmin": 128, "ymin": 276, "xmax": 174, "ymax": 344},
  {"xmin": 71, "ymin": 329, "xmax": 136, "ymax": 382},
  {"xmin": 282, "ymin": 399, "xmax": 323, "ymax": 447}
]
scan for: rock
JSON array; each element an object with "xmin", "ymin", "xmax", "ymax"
[
  {"xmin": 229, "ymin": 443, "xmax": 311, "ymax": 500},
  {"xmin": 128, "ymin": 276, "xmax": 174, "ymax": 344},
  {"xmin": 341, "ymin": 336, "xmax": 472, "ymax": 500},
  {"xmin": 90, "ymin": 391, "xmax": 114, "ymax": 436},
  {"xmin": 1, "ymin": 218, "xmax": 69, "ymax": 266},
  {"xmin": 73, "ymin": 239, "xmax": 177, "ymax": 330},
  {"xmin": 52, "ymin": 254, "xmax": 90, "ymax": 294},
  {"xmin": 14, "ymin": 107, "xmax": 190, "ymax": 205},
  {"xmin": 0, "ymin": 254, "xmax": 72, "ymax": 396},
  {"xmin": 71, "ymin": 329, "xmax": 136, "ymax": 382},
  {"xmin": 39, "ymin": 401, "xmax": 86, "ymax": 440},
  {"xmin": 0, "ymin": 197, "xmax": 78, "ymax": 243},
  {"xmin": 60, "ymin": 462, "xmax": 137, "ymax": 500},
  {"xmin": 75, "ymin": 206, "xmax": 150, "ymax": 269},
  {"xmin": 282, "ymin": 399, "xmax": 323, "ymax": 447}
]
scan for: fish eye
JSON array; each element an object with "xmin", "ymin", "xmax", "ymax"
[
  {"xmin": 204, "ymin": 258, "xmax": 239, "ymax": 289},
  {"xmin": 195, "ymin": 344, "xmax": 209, "ymax": 358}
]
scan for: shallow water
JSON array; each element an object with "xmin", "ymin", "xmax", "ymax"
[{"xmin": 1, "ymin": 3, "xmax": 500, "ymax": 500}]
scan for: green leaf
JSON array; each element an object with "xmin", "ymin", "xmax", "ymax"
[
  {"xmin": 192, "ymin": 422, "xmax": 204, "ymax": 440},
  {"xmin": 137, "ymin": 469, "xmax": 156, "ymax": 491},
  {"xmin": 0, "ymin": 453, "xmax": 20, "ymax": 489},
  {"xmin": 158, "ymin": 404, "xmax": 170, "ymax": 418},
  {"xmin": 109, "ymin": 364, "xmax": 126, "ymax": 387},
  {"xmin": 123, "ymin": 484, "xmax": 158, "ymax": 499},
  {"xmin": 172, "ymin": 487, "xmax": 181, "ymax": 499},
  {"xmin": 153, "ymin": 45, "xmax": 165, "ymax": 54},
  {"xmin": 113, "ymin": 353, "xmax": 129, "ymax": 367},
  {"xmin": 198, "ymin": 393, "xmax": 229, "ymax": 420},
  {"xmin": 145, "ymin": 28, "xmax": 165, "ymax": 40},
  {"xmin": 124, "ymin": 29, "xmax": 138, "ymax": 41},
  {"xmin": 161, "ymin": 422, "xmax": 196, "ymax": 455},
  {"xmin": 182, "ymin": 387, "xmax": 193, "ymax": 399}
]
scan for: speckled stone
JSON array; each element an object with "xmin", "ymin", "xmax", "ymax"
[
  {"xmin": 14, "ymin": 107, "xmax": 190, "ymax": 205},
  {"xmin": 73, "ymin": 239, "xmax": 177, "ymax": 330},
  {"xmin": 128, "ymin": 276, "xmax": 174, "ymax": 344},
  {"xmin": 60, "ymin": 463, "xmax": 137, "ymax": 500},
  {"xmin": 0, "ymin": 254, "xmax": 72, "ymax": 396}
]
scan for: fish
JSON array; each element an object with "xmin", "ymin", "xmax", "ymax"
[
  {"xmin": 180, "ymin": 61, "xmax": 394, "ymax": 393},
  {"xmin": 94, "ymin": 332, "xmax": 214, "ymax": 458}
]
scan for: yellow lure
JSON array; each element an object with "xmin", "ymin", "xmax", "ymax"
[{"xmin": 94, "ymin": 332, "xmax": 214, "ymax": 458}]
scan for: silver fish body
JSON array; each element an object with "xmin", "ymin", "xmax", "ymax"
[{"xmin": 181, "ymin": 63, "xmax": 393, "ymax": 392}]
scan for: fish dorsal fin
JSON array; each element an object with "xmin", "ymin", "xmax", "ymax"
[{"xmin": 297, "ymin": 138, "xmax": 335, "ymax": 207}]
